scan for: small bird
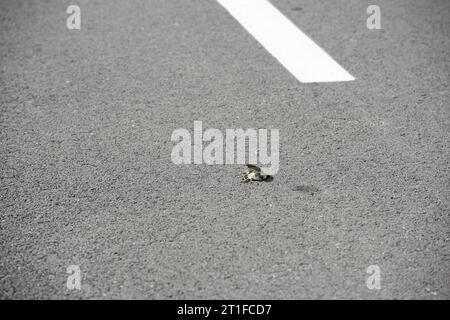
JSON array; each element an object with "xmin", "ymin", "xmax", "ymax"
[{"xmin": 240, "ymin": 164, "xmax": 269, "ymax": 183}]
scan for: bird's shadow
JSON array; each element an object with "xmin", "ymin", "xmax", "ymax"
[{"xmin": 263, "ymin": 175, "xmax": 274, "ymax": 182}]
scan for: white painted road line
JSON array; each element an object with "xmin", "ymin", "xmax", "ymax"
[{"xmin": 216, "ymin": 0, "xmax": 355, "ymax": 83}]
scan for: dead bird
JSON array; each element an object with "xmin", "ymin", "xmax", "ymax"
[{"xmin": 240, "ymin": 164, "xmax": 270, "ymax": 183}]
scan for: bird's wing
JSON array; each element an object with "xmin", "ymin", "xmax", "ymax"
[{"xmin": 246, "ymin": 164, "xmax": 261, "ymax": 173}]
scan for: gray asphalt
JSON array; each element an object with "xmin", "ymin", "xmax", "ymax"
[{"xmin": 1, "ymin": 0, "xmax": 449, "ymax": 299}]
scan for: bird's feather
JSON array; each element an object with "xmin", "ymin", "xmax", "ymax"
[{"xmin": 246, "ymin": 164, "xmax": 261, "ymax": 172}]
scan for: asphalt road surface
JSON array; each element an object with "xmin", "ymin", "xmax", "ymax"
[{"xmin": 1, "ymin": 0, "xmax": 449, "ymax": 299}]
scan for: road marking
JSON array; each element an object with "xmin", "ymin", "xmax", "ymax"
[{"xmin": 216, "ymin": 0, "xmax": 355, "ymax": 83}]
